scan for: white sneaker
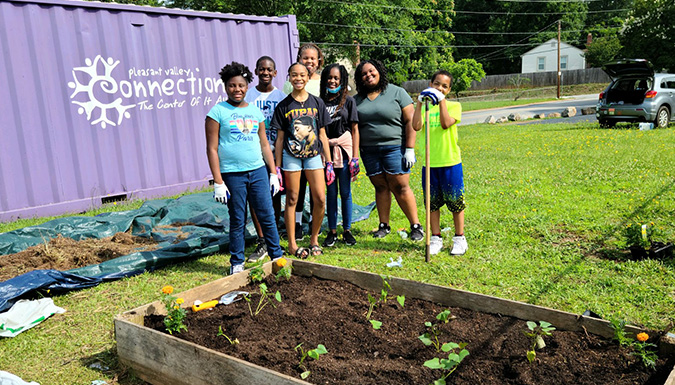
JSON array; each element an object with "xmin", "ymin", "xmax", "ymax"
[
  {"xmin": 229, "ymin": 263, "xmax": 245, "ymax": 275},
  {"xmin": 450, "ymin": 235, "xmax": 468, "ymax": 255},
  {"xmin": 429, "ymin": 235, "xmax": 443, "ymax": 255}
]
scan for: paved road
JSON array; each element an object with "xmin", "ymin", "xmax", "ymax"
[{"xmin": 460, "ymin": 94, "xmax": 599, "ymax": 126}]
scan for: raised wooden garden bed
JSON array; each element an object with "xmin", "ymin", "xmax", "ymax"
[{"xmin": 115, "ymin": 260, "xmax": 675, "ymax": 385}]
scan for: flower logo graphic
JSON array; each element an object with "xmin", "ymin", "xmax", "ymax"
[{"xmin": 68, "ymin": 55, "xmax": 135, "ymax": 129}]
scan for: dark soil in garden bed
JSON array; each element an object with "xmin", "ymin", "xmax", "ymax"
[
  {"xmin": 145, "ymin": 275, "xmax": 672, "ymax": 385},
  {"xmin": 0, "ymin": 232, "xmax": 158, "ymax": 281}
]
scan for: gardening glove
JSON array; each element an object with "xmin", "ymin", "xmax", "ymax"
[
  {"xmin": 418, "ymin": 87, "xmax": 445, "ymax": 106},
  {"xmin": 349, "ymin": 157, "xmax": 360, "ymax": 181},
  {"xmin": 276, "ymin": 166, "xmax": 284, "ymax": 192},
  {"xmin": 325, "ymin": 161, "xmax": 335, "ymax": 186},
  {"xmin": 270, "ymin": 172, "xmax": 281, "ymax": 197},
  {"xmin": 213, "ymin": 182, "xmax": 230, "ymax": 204},
  {"xmin": 403, "ymin": 148, "xmax": 416, "ymax": 169}
]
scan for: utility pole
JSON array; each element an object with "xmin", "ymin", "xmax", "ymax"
[{"xmin": 557, "ymin": 20, "xmax": 561, "ymax": 99}]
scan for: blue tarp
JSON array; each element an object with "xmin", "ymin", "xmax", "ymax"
[{"xmin": 0, "ymin": 192, "xmax": 375, "ymax": 312}]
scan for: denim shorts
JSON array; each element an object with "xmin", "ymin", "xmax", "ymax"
[
  {"xmin": 422, "ymin": 164, "xmax": 466, "ymax": 213},
  {"xmin": 360, "ymin": 145, "xmax": 410, "ymax": 176},
  {"xmin": 282, "ymin": 149, "xmax": 323, "ymax": 172}
]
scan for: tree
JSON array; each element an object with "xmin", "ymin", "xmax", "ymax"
[
  {"xmin": 449, "ymin": 59, "xmax": 485, "ymax": 98},
  {"xmin": 621, "ymin": 0, "xmax": 675, "ymax": 72},
  {"xmin": 584, "ymin": 35, "xmax": 623, "ymax": 68}
]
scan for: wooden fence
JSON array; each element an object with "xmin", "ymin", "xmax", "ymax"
[{"xmin": 402, "ymin": 68, "xmax": 610, "ymax": 93}]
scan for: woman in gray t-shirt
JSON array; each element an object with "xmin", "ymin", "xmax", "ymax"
[{"xmin": 353, "ymin": 59, "xmax": 424, "ymax": 242}]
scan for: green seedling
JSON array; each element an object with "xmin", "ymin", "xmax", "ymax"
[
  {"xmin": 295, "ymin": 343, "xmax": 328, "ymax": 379},
  {"xmin": 370, "ymin": 320, "xmax": 382, "ymax": 330},
  {"xmin": 396, "ymin": 295, "xmax": 405, "ymax": 308},
  {"xmin": 419, "ymin": 309, "xmax": 455, "ymax": 352},
  {"xmin": 366, "ymin": 293, "xmax": 377, "ymax": 320},
  {"xmin": 632, "ymin": 333, "xmax": 658, "ymax": 369},
  {"xmin": 380, "ymin": 275, "xmax": 391, "ymax": 304},
  {"xmin": 275, "ymin": 264, "xmax": 292, "ymax": 281},
  {"xmin": 609, "ymin": 319, "xmax": 632, "ymax": 347},
  {"xmin": 217, "ymin": 325, "xmax": 239, "ymax": 345},
  {"xmin": 249, "ymin": 262, "xmax": 265, "ymax": 283},
  {"xmin": 423, "ymin": 342, "xmax": 469, "ymax": 384},
  {"xmin": 524, "ymin": 321, "xmax": 555, "ymax": 363},
  {"xmin": 243, "ymin": 283, "xmax": 281, "ymax": 316}
]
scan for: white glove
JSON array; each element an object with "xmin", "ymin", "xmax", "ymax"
[
  {"xmin": 418, "ymin": 87, "xmax": 445, "ymax": 106},
  {"xmin": 213, "ymin": 182, "xmax": 230, "ymax": 204},
  {"xmin": 403, "ymin": 148, "xmax": 416, "ymax": 169},
  {"xmin": 270, "ymin": 173, "xmax": 281, "ymax": 197}
]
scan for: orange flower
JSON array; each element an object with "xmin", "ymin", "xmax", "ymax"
[
  {"xmin": 176, "ymin": 298, "xmax": 184, "ymax": 305},
  {"xmin": 636, "ymin": 332, "xmax": 649, "ymax": 342},
  {"xmin": 162, "ymin": 285, "xmax": 174, "ymax": 295},
  {"xmin": 276, "ymin": 257, "xmax": 287, "ymax": 268}
]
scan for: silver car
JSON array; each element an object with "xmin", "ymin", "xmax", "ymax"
[{"xmin": 596, "ymin": 59, "xmax": 675, "ymax": 128}]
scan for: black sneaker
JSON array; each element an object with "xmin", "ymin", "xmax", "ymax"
[
  {"xmin": 372, "ymin": 223, "xmax": 391, "ymax": 238},
  {"xmin": 248, "ymin": 238, "xmax": 268, "ymax": 262},
  {"xmin": 323, "ymin": 231, "xmax": 338, "ymax": 247},
  {"xmin": 343, "ymin": 230, "xmax": 357, "ymax": 246},
  {"xmin": 410, "ymin": 223, "xmax": 424, "ymax": 241},
  {"xmin": 295, "ymin": 222, "xmax": 304, "ymax": 240}
]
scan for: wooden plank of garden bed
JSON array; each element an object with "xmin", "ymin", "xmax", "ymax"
[
  {"xmin": 115, "ymin": 317, "xmax": 309, "ymax": 385},
  {"xmin": 291, "ymin": 260, "xmax": 648, "ymax": 340}
]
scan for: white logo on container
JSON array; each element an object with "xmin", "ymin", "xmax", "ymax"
[{"xmin": 68, "ymin": 55, "xmax": 135, "ymax": 129}]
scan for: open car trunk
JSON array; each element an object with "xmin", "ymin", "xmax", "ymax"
[{"xmin": 605, "ymin": 77, "xmax": 652, "ymax": 105}]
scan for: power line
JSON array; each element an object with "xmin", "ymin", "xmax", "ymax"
[
  {"xmin": 314, "ymin": 0, "xmax": 629, "ymax": 15},
  {"xmin": 298, "ymin": 20, "xmax": 623, "ymax": 35},
  {"xmin": 496, "ymin": 0, "xmax": 604, "ymax": 2},
  {"xmin": 474, "ymin": 20, "xmax": 560, "ymax": 61},
  {"xmin": 303, "ymin": 40, "xmax": 580, "ymax": 49}
]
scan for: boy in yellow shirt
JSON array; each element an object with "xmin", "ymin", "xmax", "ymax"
[{"xmin": 412, "ymin": 70, "xmax": 467, "ymax": 255}]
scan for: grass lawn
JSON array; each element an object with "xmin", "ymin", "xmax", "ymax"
[{"xmin": 1, "ymin": 120, "xmax": 674, "ymax": 384}]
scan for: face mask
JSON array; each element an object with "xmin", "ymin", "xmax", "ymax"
[{"xmin": 327, "ymin": 85, "xmax": 341, "ymax": 94}]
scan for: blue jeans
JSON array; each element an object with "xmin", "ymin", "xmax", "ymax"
[
  {"xmin": 222, "ymin": 166, "xmax": 283, "ymax": 265},
  {"xmin": 326, "ymin": 157, "xmax": 352, "ymax": 231}
]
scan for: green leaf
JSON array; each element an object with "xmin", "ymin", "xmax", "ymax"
[
  {"xmin": 274, "ymin": 291, "xmax": 282, "ymax": 302},
  {"xmin": 300, "ymin": 371, "xmax": 310, "ymax": 379},
  {"xmin": 526, "ymin": 321, "xmax": 537, "ymax": 331},
  {"xmin": 308, "ymin": 350, "xmax": 319, "ymax": 360},
  {"xmin": 424, "ymin": 321, "xmax": 432, "ymax": 327},
  {"xmin": 370, "ymin": 320, "xmax": 382, "ymax": 330},
  {"xmin": 315, "ymin": 344, "xmax": 328, "ymax": 355},
  {"xmin": 458, "ymin": 349, "xmax": 470, "ymax": 361},
  {"xmin": 423, "ymin": 357, "xmax": 442, "ymax": 369},
  {"xmin": 442, "ymin": 342, "xmax": 459, "ymax": 352},
  {"xmin": 419, "ymin": 334, "xmax": 433, "ymax": 346},
  {"xmin": 527, "ymin": 350, "xmax": 536, "ymax": 363},
  {"xmin": 432, "ymin": 379, "xmax": 446, "ymax": 385},
  {"xmin": 396, "ymin": 295, "xmax": 405, "ymax": 307}
]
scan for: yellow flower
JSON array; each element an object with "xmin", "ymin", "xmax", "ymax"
[
  {"xmin": 162, "ymin": 285, "xmax": 174, "ymax": 294},
  {"xmin": 636, "ymin": 332, "xmax": 649, "ymax": 342},
  {"xmin": 275, "ymin": 257, "xmax": 288, "ymax": 268},
  {"xmin": 176, "ymin": 298, "xmax": 184, "ymax": 305}
]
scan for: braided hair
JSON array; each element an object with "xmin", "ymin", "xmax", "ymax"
[
  {"xmin": 297, "ymin": 43, "xmax": 324, "ymax": 73},
  {"xmin": 219, "ymin": 62, "xmax": 253, "ymax": 85},
  {"xmin": 320, "ymin": 64, "xmax": 349, "ymax": 116}
]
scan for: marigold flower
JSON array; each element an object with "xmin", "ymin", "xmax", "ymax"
[
  {"xmin": 162, "ymin": 285, "xmax": 174, "ymax": 294},
  {"xmin": 276, "ymin": 258, "xmax": 287, "ymax": 268},
  {"xmin": 176, "ymin": 298, "xmax": 184, "ymax": 305},
  {"xmin": 637, "ymin": 332, "xmax": 649, "ymax": 342}
]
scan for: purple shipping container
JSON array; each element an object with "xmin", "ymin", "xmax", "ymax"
[{"xmin": 0, "ymin": 0, "xmax": 299, "ymax": 222}]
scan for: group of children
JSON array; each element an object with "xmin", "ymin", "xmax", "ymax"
[{"xmin": 205, "ymin": 44, "xmax": 467, "ymax": 274}]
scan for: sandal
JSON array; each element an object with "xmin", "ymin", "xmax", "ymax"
[
  {"xmin": 309, "ymin": 244, "xmax": 323, "ymax": 257},
  {"xmin": 292, "ymin": 247, "xmax": 309, "ymax": 259}
]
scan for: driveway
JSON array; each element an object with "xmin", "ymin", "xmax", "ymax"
[{"xmin": 460, "ymin": 94, "xmax": 599, "ymax": 126}]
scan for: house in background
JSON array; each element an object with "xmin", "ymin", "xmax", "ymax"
[{"xmin": 521, "ymin": 38, "xmax": 586, "ymax": 73}]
